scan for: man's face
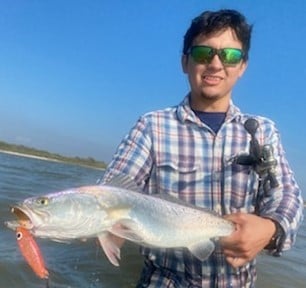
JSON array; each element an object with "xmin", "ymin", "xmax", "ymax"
[{"xmin": 182, "ymin": 28, "xmax": 247, "ymax": 111}]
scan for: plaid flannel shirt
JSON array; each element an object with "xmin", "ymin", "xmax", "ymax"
[{"xmin": 101, "ymin": 95, "xmax": 303, "ymax": 288}]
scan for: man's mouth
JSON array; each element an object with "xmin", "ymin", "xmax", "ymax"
[{"xmin": 203, "ymin": 75, "xmax": 223, "ymax": 82}]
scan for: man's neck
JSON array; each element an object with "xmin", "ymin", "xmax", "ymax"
[{"xmin": 189, "ymin": 93, "xmax": 230, "ymax": 112}]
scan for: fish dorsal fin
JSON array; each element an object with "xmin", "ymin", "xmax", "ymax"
[{"xmin": 104, "ymin": 174, "xmax": 141, "ymax": 192}]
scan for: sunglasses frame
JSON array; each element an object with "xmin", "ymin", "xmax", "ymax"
[{"xmin": 187, "ymin": 45, "xmax": 244, "ymax": 65}]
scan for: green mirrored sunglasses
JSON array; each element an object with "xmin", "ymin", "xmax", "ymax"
[{"xmin": 188, "ymin": 45, "xmax": 244, "ymax": 65}]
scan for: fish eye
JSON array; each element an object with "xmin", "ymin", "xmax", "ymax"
[
  {"xmin": 36, "ymin": 197, "xmax": 49, "ymax": 206},
  {"xmin": 16, "ymin": 231, "xmax": 23, "ymax": 240}
]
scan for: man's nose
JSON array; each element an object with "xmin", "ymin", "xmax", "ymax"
[{"xmin": 208, "ymin": 54, "xmax": 224, "ymax": 69}]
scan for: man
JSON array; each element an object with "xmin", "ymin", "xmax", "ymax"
[{"xmin": 101, "ymin": 9, "xmax": 304, "ymax": 287}]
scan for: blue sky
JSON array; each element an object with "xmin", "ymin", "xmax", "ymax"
[{"xmin": 1, "ymin": 1, "xmax": 306, "ymax": 195}]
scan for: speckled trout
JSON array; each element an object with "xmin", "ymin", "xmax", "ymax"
[{"xmin": 5, "ymin": 175, "xmax": 234, "ymax": 266}]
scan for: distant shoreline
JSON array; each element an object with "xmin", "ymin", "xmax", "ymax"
[
  {"xmin": 0, "ymin": 149, "xmax": 61, "ymax": 162},
  {"xmin": 0, "ymin": 140, "xmax": 107, "ymax": 170},
  {"xmin": 0, "ymin": 150, "xmax": 105, "ymax": 170}
]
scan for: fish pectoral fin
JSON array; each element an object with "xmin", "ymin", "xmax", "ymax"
[
  {"xmin": 98, "ymin": 232, "xmax": 121, "ymax": 267},
  {"xmin": 188, "ymin": 240, "xmax": 215, "ymax": 261},
  {"xmin": 110, "ymin": 219, "xmax": 144, "ymax": 244}
]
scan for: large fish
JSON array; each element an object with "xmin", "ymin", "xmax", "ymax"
[{"xmin": 5, "ymin": 175, "xmax": 234, "ymax": 266}]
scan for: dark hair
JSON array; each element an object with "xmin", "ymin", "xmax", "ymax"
[{"xmin": 183, "ymin": 9, "xmax": 252, "ymax": 61}]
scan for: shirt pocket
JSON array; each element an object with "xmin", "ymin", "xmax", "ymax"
[{"xmin": 155, "ymin": 159, "xmax": 200, "ymax": 197}]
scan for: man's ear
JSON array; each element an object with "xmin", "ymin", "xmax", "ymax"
[
  {"xmin": 238, "ymin": 61, "xmax": 248, "ymax": 78},
  {"xmin": 181, "ymin": 54, "xmax": 188, "ymax": 74}
]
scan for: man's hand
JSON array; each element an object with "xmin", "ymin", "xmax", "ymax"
[{"xmin": 220, "ymin": 213, "xmax": 276, "ymax": 268}]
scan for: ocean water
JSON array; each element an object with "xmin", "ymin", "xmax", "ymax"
[{"xmin": 0, "ymin": 152, "xmax": 305, "ymax": 287}]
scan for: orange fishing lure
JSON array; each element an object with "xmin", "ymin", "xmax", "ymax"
[{"xmin": 16, "ymin": 226, "xmax": 49, "ymax": 279}]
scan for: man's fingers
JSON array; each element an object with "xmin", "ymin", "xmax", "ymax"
[{"xmin": 226, "ymin": 256, "xmax": 249, "ymax": 268}]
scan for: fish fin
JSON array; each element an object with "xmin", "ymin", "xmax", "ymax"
[
  {"xmin": 188, "ymin": 240, "xmax": 215, "ymax": 261},
  {"xmin": 104, "ymin": 174, "xmax": 142, "ymax": 192},
  {"xmin": 98, "ymin": 232, "xmax": 121, "ymax": 267},
  {"xmin": 110, "ymin": 219, "xmax": 144, "ymax": 244}
]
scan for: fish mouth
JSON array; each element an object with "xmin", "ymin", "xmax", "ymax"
[{"xmin": 5, "ymin": 206, "xmax": 34, "ymax": 230}]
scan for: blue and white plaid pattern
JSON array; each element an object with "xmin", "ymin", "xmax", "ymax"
[{"xmin": 102, "ymin": 95, "xmax": 303, "ymax": 288}]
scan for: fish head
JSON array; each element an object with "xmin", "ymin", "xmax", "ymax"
[{"xmin": 6, "ymin": 187, "xmax": 111, "ymax": 241}]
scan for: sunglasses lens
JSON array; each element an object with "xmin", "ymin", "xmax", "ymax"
[
  {"xmin": 190, "ymin": 46, "xmax": 213, "ymax": 63},
  {"xmin": 189, "ymin": 46, "xmax": 244, "ymax": 65},
  {"xmin": 220, "ymin": 48, "xmax": 243, "ymax": 64}
]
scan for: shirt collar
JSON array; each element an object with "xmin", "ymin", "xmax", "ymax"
[{"xmin": 176, "ymin": 94, "xmax": 242, "ymax": 124}]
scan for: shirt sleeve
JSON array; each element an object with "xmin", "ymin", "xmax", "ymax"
[
  {"xmin": 100, "ymin": 116, "xmax": 153, "ymax": 189},
  {"xmin": 257, "ymin": 120, "xmax": 304, "ymax": 255}
]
